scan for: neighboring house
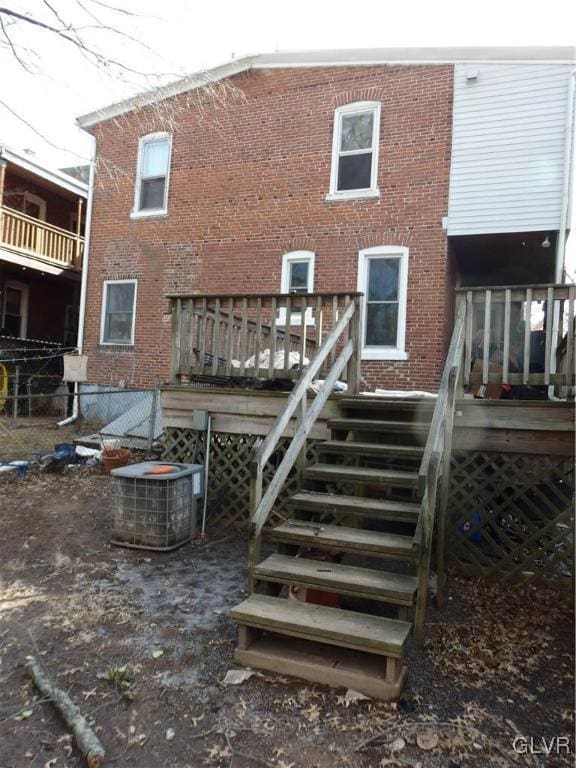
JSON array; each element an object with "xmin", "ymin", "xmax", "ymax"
[
  {"xmin": 77, "ymin": 47, "xmax": 574, "ymax": 391},
  {"xmin": 0, "ymin": 145, "xmax": 87, "ymax": 346}
]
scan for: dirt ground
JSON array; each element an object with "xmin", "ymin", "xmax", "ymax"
[{"xmin": 0, "ymin": 467, "xmax": 573, "ymax": 768}]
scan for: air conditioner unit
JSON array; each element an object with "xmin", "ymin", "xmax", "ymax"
[{"xmin": 110, "ymin": 461, "xmax": 203, "ymax": 551}]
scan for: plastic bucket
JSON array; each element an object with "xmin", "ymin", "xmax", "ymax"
[{"xmin": 102, "ymin": 448, "xmax": 131, "ymax": 475}]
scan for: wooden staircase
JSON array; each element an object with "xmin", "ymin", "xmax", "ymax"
[
  {"xmin": 231, "ymin": 296, "xmax": 466, "ymax": 699},
  {"xmin": 232, "ymin": 396, "xmax": 436, "ymax": 699}
]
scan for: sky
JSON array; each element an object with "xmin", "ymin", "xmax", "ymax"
[{"xmin": 0, "ymin": 0, "xmax": 575, "ymax": 270}]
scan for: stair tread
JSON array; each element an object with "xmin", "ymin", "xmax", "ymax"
[
  {"xmin": 288, "ymin": 491, "xmax": 420, "ymax": 521},
  {"xmin": 255, "ymin": 553, "xmax": 418, "ymax": 603},
  {"xmin": 273, "ymin": 520, "xmax": 416, "ymax": 557},
  {"xmin": 319, "ymin": 440, "xmax": 425, "ymax": 456},
  {"xmin": 329, "ymin": 418, "xmax": 430, "ymax": 432},
  {"xmin": 231, "ymin": 594, "xmax": 411, "ymax": 656},
  {"xmin": 304, "ymin": 463, "xmax": 418, "ymax": 486}
]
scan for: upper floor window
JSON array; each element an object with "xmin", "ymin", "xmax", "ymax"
[
  {"xmin": 132, "ymin": 133, "xmax": 171, "ymax": 217},
  {"xmin": 357, "ymin": 246, "xmax": 409, "ymax": 361},
  {"xmin": 279, "ymin": 251, "xmax": 315, "ymax": 325},
  {"xmin": 100, "ymin": 279, "xmax": 137, "ymax": 345},
  {"xmin": 328, "ymin": 102, "xmax": 381, "ymax": 201}
]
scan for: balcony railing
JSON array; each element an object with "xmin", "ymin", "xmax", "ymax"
[
  {"xmin": 0, "ymin": 205, "xmax": 83, "ymax": 270},
  {"xmin": 459, "ymin": 283, "xmax": 575, "ymax": 389},
  {"xmin": 167, "ymin": 292, "xmax": 362, "ymax": 382}
]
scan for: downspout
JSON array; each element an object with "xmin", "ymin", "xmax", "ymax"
[
  {"xmin": 58, "ymin": 142, "xmax": 96, "ymax": 426},
  {"xmin": 548, "ymin": 67, "xmax": 576, "ymax": 400}
]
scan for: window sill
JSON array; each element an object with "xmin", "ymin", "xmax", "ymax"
[
  {"xmin": 130, "ymin": 209, "xmax": 168, "ymax": 220},
  {"xmin": 98, "ymin": 341, "xmax": 135, "ymax": 348},
  {"xmin": 325, "ymin": 189, "xmax": 380, "ymax": 202},
  {"xmin": 361, "ymin": 348, "xmax": 408, "ymax": 362}
]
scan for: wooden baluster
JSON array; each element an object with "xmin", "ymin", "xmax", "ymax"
[
  {"xmin": 523, "ymin": 288, "xmax": 532, "ymax": 384},
  {"xmin": 269, "ymin": 297, "xmax": 277, "ymax": 378},
  {"xmin": 544, "ymin": 286, "xmax": 554, "ymax": 386},
  {"xmin": 170, "ymin": 299, "xmax": 181, "ymax": 383},
  {"xmin": 254, "ymin": 297, "xmax": 262, "ymax": 378},
  {"xmin": 212, "ymin": 298, "xmax": 221, "ymax": 375},
  {"xmin": 197, "ymin": 298, "xmax": 207, "ymax": 374},
  {"xmin": 240, "ymin": 297, "xmax": 248, "ymax": 376},
  {"xmin": 330, "ymin": 295, "xmax": 339, "ymax": 369},
  {"xmin": 316, "ymin": 295, "xmax": 323, "ymax": 347},
  {"xmin": 225, "ymin": 297, "xmax": 234, "ymax": 376},
  {"xmin": 299, "ymin": 294, "xmax": 307, "ymax": 369},
  {"xmin": 502, "ymin": 288, "xmax": 511, "ymax": 385},
  {"xmin": 566, "ymin": 286, "xmax": 575, "ymax": 387},
  {"xmin": 464, "ymin": 290, "xmax": 473, "ymax": 386},
  {"xmin": 180, "ymin": 298, "xmax": 192, "ymax": 377},
  {"xmin": 284, "ymin": 295, "xmax": 292, "ymax": 373},
  {"xmin": 482, "ymin": 289, "xmax": 491, "ymax": 385}
]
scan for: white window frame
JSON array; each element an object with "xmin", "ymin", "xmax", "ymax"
[
  {"xmin": 278, "ymin": 250, "xmax": 315, "ymax": 326},
  {"xmin": 357, "ymin": 246, "xmax": 409, "ymax": 361},
  {"xmin": 99, "ymin": 279, "xmax": 137, "ymax": 345},
  {"xmin": 2, "ymin": 280, "xmax": 29, "ymax": 339},
  {"xmin": 131, "ymin": 132, "xmax": 172, "ymax": 218},
  {"xmin": 327, "ymin": 101, "xmax": 381, "ymax": 201}
]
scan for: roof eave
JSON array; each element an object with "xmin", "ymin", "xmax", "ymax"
[{"xmin": 76, "ymin": 46, "xmax": 576, "ymax": 130}]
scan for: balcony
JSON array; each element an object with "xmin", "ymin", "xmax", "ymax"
[{"xmin": 0, "ymin": 205, "xmax": 84, "ymax": 271}]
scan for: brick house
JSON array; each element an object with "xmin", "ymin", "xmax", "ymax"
[
  {"xmin": 77, "ymin": 48, "xmax": 574, "ymax": 391},
  {"xmin": 76, "ymin": 49, "xmax": 575, "ymax": 696},
  {"xmin": 0, "ymin": 145, "xmax": 87, "ymax": 346}
]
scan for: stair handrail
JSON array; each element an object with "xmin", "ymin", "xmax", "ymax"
[
  {"xmin": 248, "ymin": 296, "xmax": 361, "ymax": 584},
  {"xmin": 413, "ymin": 295, "xmax": 466, "ymax": 636}
]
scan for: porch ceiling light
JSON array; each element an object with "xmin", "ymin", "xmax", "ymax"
[{"xmin": 541, "ymin": 235, "xmax": 551, "ymax": 249}]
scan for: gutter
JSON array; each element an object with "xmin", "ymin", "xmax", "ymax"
[
  {"xmin": 58, "ymin": 143, "xmax": 96, "ymax": 427},
  {"xmin": 548, "ymin": 67, "xmax": 576, "ymax": 400}
]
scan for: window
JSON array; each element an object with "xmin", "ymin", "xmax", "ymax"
[
  {"xmin": 328, "ymin": 102, "xmax": 381, "ymax": 200},
  {"xmin": 100, "ymin": 280, "xmax": 137, "ymax": 345},
  {"xmin": 1, "ymin": 280, "xmax": 29, "ymax": 338},
  {"xmin": 357, "ymin": 246, "xmax": 409, "ymax": 360},
  {"xmin": 132, "ymin": 133, "xmax": 172, "ymax": 217},
  {"xmin": 279, "ymin": 251, "xmax": 315, "ymax": 325}
]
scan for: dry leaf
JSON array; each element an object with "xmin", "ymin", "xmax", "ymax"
[
  {"xmin": 416, "ymin": 730, "xmax": 439, "ymax": 750},
  {"xmin": 222, "ymin": 668, "xmax": 254, "ymax": 685},
  {"xmin": 390, "ymin": 736, "xmax": 406, "ymax": 752}
]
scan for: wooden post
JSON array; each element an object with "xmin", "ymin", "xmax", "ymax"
[
  {"xmin": 347, "ymin": 296, "xmax": 362, "ymax": 394},
  {"xmin": 74, "ymin": 197, "xmax": 83, "ymax": 268},
  {"xmin": 436, "ymin": 366, "xmax": 457, "ymax": 609},
  {"xmin": 414, "ymin": 453, "xmax": 439, "ymax": 640}
]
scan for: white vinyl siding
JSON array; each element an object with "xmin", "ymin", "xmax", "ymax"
[{"xmin": 447, "ymin": 64, "xmax": 573, "ymax": 235}]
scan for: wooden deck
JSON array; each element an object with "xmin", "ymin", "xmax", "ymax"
[{"xmin": 161, "ymin": 386, "xmax": 574, "ymax": 454}]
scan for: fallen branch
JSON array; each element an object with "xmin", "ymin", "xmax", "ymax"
[{"xmin": 26, "ymin": 657, "xmax": 106, "ymax": 768}]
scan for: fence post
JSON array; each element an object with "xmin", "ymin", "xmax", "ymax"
[
  {"xmin": 12, "ymin": 366, "xmax": 19, "ymax": 418},
  {"xmin": 148, "ymin": 386, "xmax": 159, "ymax": 453}
]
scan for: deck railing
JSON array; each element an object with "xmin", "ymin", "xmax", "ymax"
[
  {"xmin": 0, "ymin": 205, "xmax": 84, "ymax": 270},
  {"xmin": 167, "ymin": 292, "xmax": 362, "ymax": 382},
  {"xmin": 459, "ymin": 283, "xmax": 575, "ymax": 389}
]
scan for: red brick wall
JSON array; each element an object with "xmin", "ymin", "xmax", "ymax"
[{"xmin": 84, "ymin": 64, "xmax": 454, "ymax": 391}]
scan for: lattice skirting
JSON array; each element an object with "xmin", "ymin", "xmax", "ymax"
[
  {"xmin": 447, "ymin": 451, "xmax": 574, "ymax": 584},
  {"xmin": 161, "ymin": 427, "xmax": 319, "ymax": 530}
]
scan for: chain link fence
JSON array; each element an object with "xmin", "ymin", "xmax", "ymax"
[{"xmin": 0, "ymin": 380, "xmax": 161, "ymax": 463}]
